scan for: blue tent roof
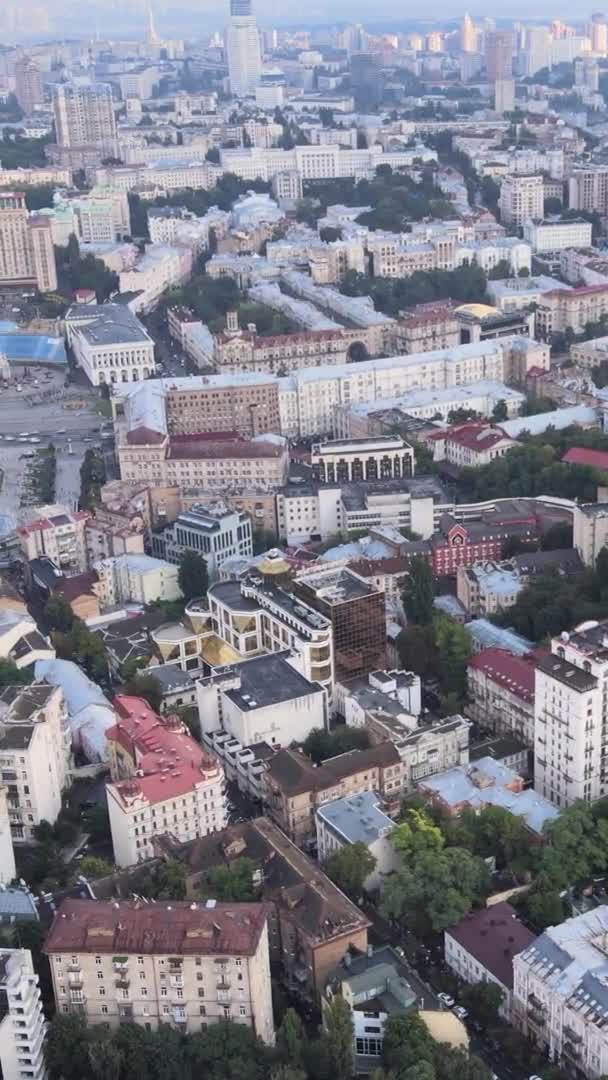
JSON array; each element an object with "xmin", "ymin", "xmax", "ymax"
[{"xmin": 0, "ymin": 332, "xmax": 66, "ymax": 365}]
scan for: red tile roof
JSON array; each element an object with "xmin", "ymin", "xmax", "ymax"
[
  {"xmin": 446, "ymin": 902, "xmax": 535, "ymax": 990},
  {"xmin": 468, "ymin": 647, "xmax": 538, "ymax": 703},
  {"xmin": 44, "ymin": 898, "xmax": 269, "ymax": 956},
  {"xmin": 562, "ymin": 447, "xmax": 608, "ymax": 470},
  {"xmin": 125, "ymin": 426, "xmax": 166, "ymax": 446},
  {"xmin": 427, "ymin": 422, "xmax": 512, "ymax": 453},
  {"xmin": 107, "ymin": 695, "xmax": 223, "ymax": 807}
]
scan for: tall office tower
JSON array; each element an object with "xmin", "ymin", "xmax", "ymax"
[
  {"xmin": 226, "ymin": 0, "xmax": 261, "ymax": 95},
  {"xmin": 53, "ymin": 81, "xmax": 118, "ymax": 157},
  {"xmin": 485, "ymin": 29, "xmax": 514, "ymax": 114},
  {"xmin": 0, "ymin": 193, "xmax": 57, "ymax": 293},
  {"xmin": 590, "ymin": 11, "xmax": 608, "ymax": 53},
  {"xmin": 0, "ymin": 949, "xmax": 47, "ymax": 1080},
  {"xmin": 460, "ymin": 13, "xmax": 477, "ymax": 53},
  {"xmin": 569, "ymin": 164, "xmax": 608, "ymax": 215},
  {"xmin": 14, "ymin": 56, "xmax": 43, "ymax": 115},
  {"xmin": 575, "ymin": 57, "xmax": 600, "ymax": 91},
  {"xmin": 525, "ymin": 26, "xmax": 551, "ymax": 75}
]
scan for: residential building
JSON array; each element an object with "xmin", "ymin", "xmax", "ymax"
[
  {"xmin": 392, "ymin": 302, "xmax": 461, "ymax": 354},
  {"xmin": 467, "ymin": 648, "xmax": 538, "ymax": 746},
  {"xmin": 456, "ymin": 562, "xmax": 523, "ymax": 615},
  {"xmin": 14, "ymin": 57, "xmax": 43, "ymax": 115},
  {"xmin": 0, "ymin": 192, "xmax": 57, "ymax": 293},
  {"xmin": 573, "ymin": 502, "xmax": 608, "ymax": 567},
  {"xmin": 523, "ymin": 218, "xmax": 593, "ymax": 254},
  {"xmin": 311, "ymin": 436, "xmax": 414, "ymax": 484},
  {"xmin": 419, "ymin": 756, "xmax": 559, "ymax": 836},
  {"xmin": 426, "ymin": 422, "xmax": 516, "ymax": 468},
  {"xmin": 0, "ymin": 684, "xmax": 70, "ymax": 843},
  {"xmin": 213, "ymin": 322, "xmax": 349, "ymax": 376},
  {"xmin": 0, "ymin": 948, "xmax": 47, "ymax": 1080},
  {"xmin": 118, "ymin": 244, "xmax": 193, "ymax": 314},
  {"xmin": 465, "ymin": 618, "xmax": 534, "ymax": 656},
  {"xmin": 0, "ymin": 787, "xmax": 15, "ymax": 884},
  {"xmin": 44, "ymin": 898, "xmax": 274, "ymax": 1041},
  {"xmin": 536, "ymin": 284, "xmax": 608, "ymax": 338},
  {"xmin": 64, "ymin": 303, "xmax": 155, "ymax": 387},
  {"xmin": 534, "ymin": 622, "xmax": 608, "ymax": 807},
  {"xmin": 445, "ymin": 902, "xmax": 534, "ymax": 1020},
  {"xmin": 94, "ymin": 554, "xmax": 181, "ymax": 607},
  {"xmin": 0, "ymin": 608, "xmax": 54, "ymax": 672},
  {"xmin": 226, "ymin": 0, "xmax": 262, "ymax": 96},
  {"xmin": 262, "ymin": 743, "xmax": 403, "ymax": 848},
  {"xmin": 117, "ymin": 431, "xmax": 288, "ymax": 492},
  {"xmin": 152, "ymin": 502, "xmax": 252, "ymax": 583},
  {"xmin": 292, "ymin": 566, "xmax": 386, "ymax": 685},
  {"xmin": 196, "ymin": 651, "xmax": 327, "ymax": 751},
  {"xmin": 316, "ymin": 791, "xmax": 398, "ymax": 891},
  {"xmin": 207, "ymin": 563, "xmax": 334, "ymax": 694},
  {"xmin": 323, "ymin": 945, "xmax": 417, "ymax": 1067},
  {"xmin": 513, "ymin": 906, "xmax": 608, "ymax": 1075},
  {"xmin": 569, "ymin": 165, "xmax": 608, "ymax": 216},
  {"xmin": 151, "ymin": 817, "xmax": 370, "ymax": 1001},
  {"xmin": 52, "ymin": 82, "xmax": 118, "ymax": 158},
  {"xmin": 499, "ymin": 176, "xmax": 544, "ymax": 228},
  {"xmin": 105, "ymin": 694, "xmax": 228, "ymax": 867},
  {"xmin": 18, "ymin": 506, "xmax": 89, "ymax": 573}
]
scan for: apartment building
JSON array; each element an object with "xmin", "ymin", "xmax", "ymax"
[
  {"xmin": 18, "ymin": 506, "xmax": 89, "ymax": 574},
  {"xmin": 70, "ymin": 188, "xmax": 131, "ymax": 243},
  {"xmin": 392, "ymin": 302, "xmax": 461, "ymax": 354},
  {"xmin": 316, "ymin": 790, "xmax": 397, "ymax": 892},
  {"xmin": 0, "ymin": 684, "xmax": 71, "ymax": 843},
  {"xmin": 573, "ymin": 502, "xmax": 608, "ymax": 567},
  {"xmin": 0, "ymin": 192, "xmax": 57, "ymax": 293},
  {"xmin": 148, "ymin": 208, "xmax": 212, "ymax": 253},
  {"xmin": 214, "ymin": 323, "xmax": 348, "ymax": 375},
  {"xmin": 163, "ymin": 378, "xmax": 281, "ymax": 438},
  {"xmin": 523, "ymin": 218, "xmax": 593, "ymax": 254},
  {"xmin": 426, "ymin": 422, "xmax": 516, "ymax": 468},
  {"xmin": 0, "ymin": 948, "xmax": 47, "ymax": 1080},
  {"xmin": 65, "ymin": 303, "xmax": 156, "ymax": 386},
  {"xmin": 513, "ymin": 906, "xmax": 608, "ymax": 1076},
  {"xmin": 118, "ymin": 244, "xmax": 193, "ymax": 315},
  {"xmin": 218, "ymin": 143, "xmax": 436, "ymax": 184},
  {"xmin": 153, "ymin": 816, "xmax": 370, "ymax": 1001},
  {"xmin": 93, "ymin": 161, "xmax": 219, "ymax": 193},
  {"xmin": 14, "ymin": 57, "xmax": 44, "ymax": 115},
  {"xmin": 445, "ymin": 903, "xmax": 534, "ymax": 1023},
  {"xmin": 456, "ymin": 562, "xmax": 522, "ymax": 615},
  {"xmin": 569, "ymin": 164, "xmax": 608, "ymax": 216},
  {"xmin": 467, "ymin": 647, "xmax": 537, "ymax": 746},
  {"xmin": 152, "ymin": 503, "xmax": 253, "ymax": 583},
  {"xmin": 534, "ymin": 622, "xmax": 608, "ymax": 807},
  {"xmin": 208, "ymin": 567, "xmax": 334, "ymax": 694},
  {"xmin": 262, "ymin": 743, "xmax": 402, "ymax": 848},
  {"xmin": 94, "ymin": 554, "xmax": 181, "ymax": 607},
  {"xmin": 536, "ymin": 284, "xmax": 608, "ymax": 338},
  {"xmin": 310, "ymin": 436, "xmax": 414, "ymax": 484},
  {"xmin": 499, "ymin": 175, "xmax": 544, "ymax": 227},
  {"xmin": 44, "ymin": 898, "xmax": 274, "ymax": 1043},
  {"xmin": 53, "ymin": 82, "xmax": 118, "ymax": 158},
  {"xmin": 117, "ymin": 431, "xmax": 288, "ymax": 492},
  {"xmin": 105, "ymin": 695, "xmax": 228, "ymax": 867}
]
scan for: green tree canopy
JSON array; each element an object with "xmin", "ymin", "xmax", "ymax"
[
  {"xmin": 177, "ymin": 549, "xmax": 209, "ymax": 601},
  {"xmin": 325, "ymin": 842, "xmax": 376, "ymax": 899},
  {"xmin": 402, "ymin": 556, "xmax": 434, "ymax": 625}
]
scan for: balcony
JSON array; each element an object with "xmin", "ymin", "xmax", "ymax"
[
  {"xmin": 67, "ymin": 962, "xmax": 81, "ymax": 973},
  {"xmin": 115, "ymin": 978, "xmax": 130, "ymax": 990},
  {"xmin": 216, "ymin": 979, "xmax": 231, "ymax": 991},
  {"xmin": 563, "ymin": 1042, "xmax": 581, "ymax": 1061},
  {"xmin": 68, "ymin": 976, "xmax": 83, "ymax": 989},
  {"xmin": 563, "ymin": 1026, "xmax": 582, "ymax": 1045},
  {"xmin": 169, "ymin": 976, "xmax": 184, "ymax": 989},
  {"xmin": 113, "ymin": 958, "xmax": 129, "ymax": 972}
]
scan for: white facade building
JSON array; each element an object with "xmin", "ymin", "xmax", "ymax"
[
  {"xmin": 316, "ymin": 790, "xmax": 398, "ymax": 892},
  {"xmin": 0, "ymin": 949, "xmax": 47, "ymax": 1080},
  {"xmin": 499, "ymin": 175, "xmax": 544, "ymax": 227},
  {"xmin": 118, "ymin": 244, "xmax": 193, "ymax": 314},
  {"xmin": 523, "ymin": 218, "xmax": 593, "ymax": 254},
  {"xmin": 94, "ymin": 554, "xmax": 182, "ymax": 607},
  {"xmin": 226, "ymin": 0, "xmax": 262, "ymax": 95},
  {"xmin": 65, "ymin": 303, "xmax": 156, "ymax": 386}
]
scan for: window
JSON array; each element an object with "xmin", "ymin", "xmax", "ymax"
[
  {"xmin": 199, "ymin": 1006, "xmax": 207, "ymax": 1016},
  {"xmin": 97, "ymin": 972, "xmax": 104, "ymax": 980},
  {"xmin": 95, "ymin": 956, "xmax": 102, "ymax": 965},
  {"xmin": 239, "ymin": 1005, "xmax": 247, "ymax": 1017},
  {"xmin": 101, "ymin": 1006, "xmax": 108, "ymax": 1015}
]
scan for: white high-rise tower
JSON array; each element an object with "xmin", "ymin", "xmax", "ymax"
[{"xmin": 226, "ymin": 0, "xmax": 261, "ymax": 96}]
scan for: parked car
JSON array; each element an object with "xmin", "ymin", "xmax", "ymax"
[
  {"xmin": 437, "ymin": 992, "xmax": 455, "ymax": 1008},
  {"xmin": 452, "ymin": 1006, "xmax": 468, "ymax": 1021}
]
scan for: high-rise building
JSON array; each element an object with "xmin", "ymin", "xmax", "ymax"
[
  {"xmin": 14, "ymin": 56, "xmax": 43, "ymax": 115},
  {"xmin": 590, "ymin": 11, "xmax": 608, "ymax": 54},
  {"xmin": 145, "ymin": 1, "xmax": 160, "ymax": 46},
  {"xmin": 575, "ymin": 56, "xmax": 600, "ymax": 91},
  {"xmin": 525, "ymin": 26, "xmax": 551, "ymax": 75},
  {"xmin": 0, "ymin": 949, "xmax": 47, "ymax": 1080},
  {"xmin": 494, "ymin": 78, "xmax": 515, "ymax": 114},
  {"xmin": 52, "ymin": 82, "xmax": 118, "ymax": 157},
  {"xmin": 460, "ymin": 13, "xmax": 477, "ymax": 53},
  {"xmin": 226, "ymin": 0, "xmax": 261, "ymax": 96},
  {"xmin": 569, "ymin": 164, "xmax": 608, "ymax": 215},
  {"xmin": 485, "ymin": 29, "xmax": 513, "ymax": 80},
  {"xmin": 499, "ymin": 175, "xmax": 544, "ymax": 227},
  {"xmin": 0, "ymin": 193, "xmax": 57, "ymax": 293}
]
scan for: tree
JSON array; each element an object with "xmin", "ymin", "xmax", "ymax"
[
  {"xmin": 177, "ymin": 549, "xmax": 209, "ymax": 601},
  {"xmin": 45, "ymin": 1013, "xmax": 90, "ymax": 1080},
  {"xmin": 383, "ymin": 1012, "xmax": 434, "ymax": 1074},
  {"xmin": 124, "ymin": 673, "xmax": 163, "ymax": 712},
  {"xmin": 492, "ymin": 399, "xmax": 508, "ymax": 423},
  {"xmin": 322, "ymin": 996, "xmax": 354, "ymax": 1080},
  {"xmin": 402, "ymin": 556, "xmax": 434, "ymax": 626},
  {"xmin": 435, "ymin": 616, "xmax": 471, "ymax": 702},
  {"xmin": 154, "ymin": 860, "xmax": 187, "ymax": 899},
  {"xmin": 303, "ymin": 725, "xmax": 370, "ymax": 764},
  {"xmin": 325, "ymin": 842, "xmax": 376, "ymax": 898},
  {"xmin": 77, "ymin": 856, "xmax": 113, "ymax": 879},
  {"xmin": 541, "ymin": 521, "xmax": 573, "ymax": 551},
  {"xmin": 488, "ymin": 259, "xmax": 511, "ymax": 280},
  {"xmin": 0, "ymin": 659, "xmax": 33, "ymax": 687},
  {"xmin": 461, "ymin": 981, "xmax": 504, "ymax": 1027},
  {"xmin": 391, "ymin": 809, "xmax": 445, "ymax": 858},
  {"xmin": 79, "ymin": 448, "xmax": 106, "ymax": 510},
  {"xmin": 276, "ymin": 1008, "xmax": 305, "ymax": 1070},
  {"xmin": 206, "ymin": 146, "xmax": 220, "ymax": 163},
  {"xmin": 396, "ymin": 624, "xmax": 437, "ymax": 679},
  {"xmin": 204, "ymin": 858, "xmax": 257, "ymax": 901},
  {"xmin": 81, "ymin": 803, "xmax": 111, "ymax": 844},
  {"xmin": 382, "ymin": 846, "xmax": 489, "ymax": 933},
  {"xmin": 44, "ymin": 594, "xmax": 75, "ymax": 633}
]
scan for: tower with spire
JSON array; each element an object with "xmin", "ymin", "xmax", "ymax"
[
  {"xmin": 460, "ymin": 13, "xmax": 477, "ymax": 53},
  {"xmin": 145, "ymin": 2, "xmax": 160, "ymax": 48}
]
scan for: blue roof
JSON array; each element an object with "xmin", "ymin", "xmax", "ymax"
[
  {"xmin": 466, "ymin": 618, "xmax": 533, "ymax": 656},
  {"xmin": 0, "ymin": 332, "xmax": 67, "ymax": 366},
  {"xmin": 0, "ymin": 888, "xmax": 39, "ymax": 920}
]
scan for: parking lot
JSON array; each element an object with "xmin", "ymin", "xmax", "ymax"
[{"xmin": 0, "ymin": 369, "xmax": 110, "ymax": 532}]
